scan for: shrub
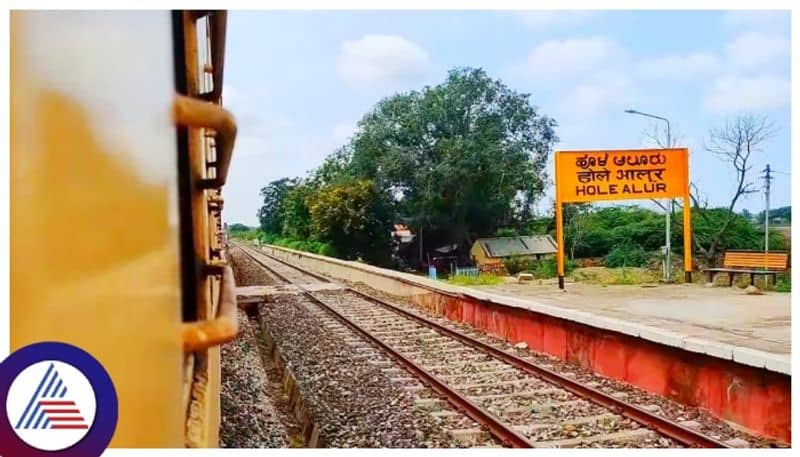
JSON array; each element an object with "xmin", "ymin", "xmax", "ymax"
[
  {"xmin": 261, "ymin": 232, "xmax": 279, "ymax": 244},
  {"xmin": 502, "ymin": 255, "xmax": 529, "ymax": 275},
  {"xmin": 528, "ymin": 258, "xmax": 576, "ymax": 279},
  {"xmin": 530, "ymin": 259, "xmax": 555, "ymax": 278},
  {"xmin": 604, "ymin": 243, "xmax": 650, "ymax": 268},
  {"xmin": 316, "ymin": 243, "xmax": 337, "ymax": 257},
  {"xmin": 775, "ymin": 274, "xmax": 791, "ymax": 293},
  {"xmin": 261, "ymin": 235, "xmax": 339, "ymax": 259}
]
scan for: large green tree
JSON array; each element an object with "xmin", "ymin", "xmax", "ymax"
[
  {"xmin": 257, "ymin": 178, "xmax": 293, "ymax": 234},
  {"xmin": 307, "ymin": 179, "xmax": 393, "ymax": 265},
  {"xmin": 344, "ymin": 67, "xmax": 557, "ymax": 255},
  {"xmin": 280, "ymin": 181, "xmax": 314, "ymax": 239}
]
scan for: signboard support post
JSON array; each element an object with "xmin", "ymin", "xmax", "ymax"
[
  {"xmin": 683, "ymin": 180, "xmax": 692, "ymax": 283},
  {"xmin": 555, "ymin": 199, "xmax": 565, "ymax": 289}
]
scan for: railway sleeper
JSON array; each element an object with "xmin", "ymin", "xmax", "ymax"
[
  {"xmin": 532, "ymin": 428, "xmax": 656, "ymax": 448},
  {"xmin": 467, "ymin": 387, "xmax": 565, "ymax": 401},
  {"xmin": 512, "ymin": 412, "xmax": 620, "ymax": 434},
  {"xmin": 448, "ymin": 428, "xmax": 491, "ymax": 445}
]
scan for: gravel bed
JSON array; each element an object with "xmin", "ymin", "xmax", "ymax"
[
  {"xmin": 229, "ymin": 246, "xmax": 281, "ymax": 286},
  {"xmin": 219, "ymin": 309, "xmax": 289, "ymax": 448},
  {"xmin": 239, "ymin": 247, "xmax": 323, "ymax": 284},
  {"xmin": 258, "ymin": 293, "xmax": 463, "ymax": 447},
  {"xmin": 345, "ymin": 281, "xmax": 789, "ymax": 448}
]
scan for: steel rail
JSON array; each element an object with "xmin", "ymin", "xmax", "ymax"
[
  {"xmin": 241, "ymin": 244, "xmax": 730, "ymax": 449},
  {"xmin": 236, "ymin": 245, "xmax": 533, "ymax": 447},
  {"xmin": 345, "ymin": 287, "xmax": 729, "ymax": 449}
]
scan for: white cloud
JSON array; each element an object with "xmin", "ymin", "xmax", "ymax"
[
  {"xmin": 637, "ymin": 52, "xmax": 719, "ymax": 80},
  {"xmin": 559, "ymin": 72, "xmax": 639, "ymax": 117},
  {"xmin": 725, "ymin": 32, "xmax": 789, "ymax": 72},
  {"xmin": 722, "ymin": 11, "xmax": 789, "ymax": 31},
  {"xmin": 524, "ymin": 37, "xmax": 624, "ymax": 81},
  {"xmin": 703, "ymin": 75, "xmax": 790, "ymax": 113},
  {"xmin": 337, "ymin": 34, "xmax": 430, "ymax": 87},
  {"xmin": 515, "ymin": 11, "xmax": 596, "ymax": 29}
]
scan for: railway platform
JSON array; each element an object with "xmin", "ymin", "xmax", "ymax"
[
  {"xmin": 468, "ymin": 281, "xmax": 790, "ymax": 373},
  {"xmin": 258, "ymin": 244, "xmax": 792, "ymax": 444}
]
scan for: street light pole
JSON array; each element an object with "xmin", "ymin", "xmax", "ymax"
[{"xmin": 624, "ymin": 109, "xmax": 673, "ymax": 282}]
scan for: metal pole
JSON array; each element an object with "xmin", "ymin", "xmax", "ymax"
[
  {"xmin": 764, "ymin": 164, "xmax": 771, "ymax": 255},
  {"xmin": 665, "ymin": 120, "xmax": 672, "ymax": 282},
  {"xmin": 624, "ymin": 109, "xmax": 672, "ymax": 282}
]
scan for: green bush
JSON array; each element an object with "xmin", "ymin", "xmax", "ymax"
[
  {"xmin": 604, "ymin": 243, "xmax": 650, "ymax": 268},
  {"xmin": 502, "ymin": 256, "xmax": 576, "ymax": 278},
  {"xmin": 528, "ymin": 258, "xmax": 576, "ymax": 279},
  {"xmin": 502, "ymin": 255, "xmax": 529, "ymax": 275},
  {"xmin": 260, "ymin": 232, "xmax": 279, "ymax": 244},
  {"xmin": 774, "ymin": 274, "xmax": 791, "ymax": 293},
  {"xmin": 261, "ymin": 234, "xmax": 338, "ymax": 258},
  {"xmin": 316, "ymin": 243, "xmax": 337, "ymax": 257},
  {"xmin": 530, "ymin": 259, "xmax": 556, "ymax": 278}
]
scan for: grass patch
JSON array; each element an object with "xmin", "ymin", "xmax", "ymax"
[
  {"xmin": 570, "ymin": 266, "xmax": 658, "ymax": 285},
  {"xmin": 445, "ymin": 274, "xmax": 504, "ymax": 286}
]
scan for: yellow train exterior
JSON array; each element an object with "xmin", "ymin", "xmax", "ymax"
[{"xmin": 10, "ymin": 11, "xmax": 238, "ymax": 447}]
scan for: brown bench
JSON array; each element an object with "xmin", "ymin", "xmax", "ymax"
[{"xmin": 705, "ymin": 250, "xmax": 789, "ymax": 286}]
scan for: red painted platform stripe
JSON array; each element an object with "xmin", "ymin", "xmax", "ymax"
[
  {"xmin": 51, "ymin": 424, "xmax": 88, "ymax": 429},
  {"xmin": 39, "ymin": 401, "xmax": 75, "ymax": 406},
  {"xmin": 42, "ymin": 409, "xmax": 80, "ymax": 414},
  {"xmin": 48, "ymin": 417, "xmax": 85, "ymax": 422}
]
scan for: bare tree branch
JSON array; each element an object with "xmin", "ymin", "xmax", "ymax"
[
  {"xmin": 643, "ymin": 124, "xmax": 683, "ymax": 149},
  {"xmin": 694, "ymin": 114, "xmax": 778, "ymax": 263}
]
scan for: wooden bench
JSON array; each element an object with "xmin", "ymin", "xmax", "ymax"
[{"xmin": 705, "ymin": 250, "xmax": 789, "ymax": 286}]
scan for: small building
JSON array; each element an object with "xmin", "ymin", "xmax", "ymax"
[{"xmin": 470, "ymin": 235, "xmax": 557, "ymax": 269}]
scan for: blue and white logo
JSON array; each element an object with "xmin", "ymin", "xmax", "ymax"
[
  {"xmin": 0, "ymin": 342, "xmax": 117, "ymax": 457},
  {"xmin": 7, "ymin": 360, "xmax": 96, "ymax": 450}
]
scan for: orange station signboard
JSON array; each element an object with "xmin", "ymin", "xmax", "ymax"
[{"xmin": 554, "ymin": 148, "xmax": 692, "ymax": 288}]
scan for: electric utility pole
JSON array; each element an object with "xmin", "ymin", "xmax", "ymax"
[{"xmin": 762, "ymin": 164, "xmax": 772, "ymax": 254}]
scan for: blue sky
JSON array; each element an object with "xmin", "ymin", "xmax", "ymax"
[{"xmin": 223, "ymin": 10, "xmax": 791, "ymax": 226}]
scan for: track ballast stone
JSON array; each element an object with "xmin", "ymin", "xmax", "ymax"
[
  {"xmin": 260, "ymin": 294, "xmax": 462, "ymax": 448},
  {"xmin": 220, "ymin": 309, "xmax": 289, "ymax": 448},
  {"xmin": 230, "ymin": 246, "xmax": 281, "ymax": 286}
]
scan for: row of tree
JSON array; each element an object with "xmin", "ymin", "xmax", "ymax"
[
  {"xmin": 256, "ymin": 66, "xmax": 784, "ymax": 268},
  {"xmin": 258, "ymin": 68, "xmax": 557, "ymax": 266},
  {"xmin": 560, "ymin": 205, "xmax": 786, "ymax": 262}
]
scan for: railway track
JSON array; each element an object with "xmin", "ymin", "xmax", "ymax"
[{"xmin": 236, "ymin": 243, "xmax": 730, "ymax": 449}]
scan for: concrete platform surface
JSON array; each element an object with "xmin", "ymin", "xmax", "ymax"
[{"xmin": 470, "ymin": 281, "xmax": 790, "ymax": 371}]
